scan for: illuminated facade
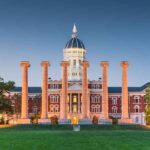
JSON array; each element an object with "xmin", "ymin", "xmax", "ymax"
[{"xmin": 10, "ymin": 25, "xmax": 149, "ymax": 125}]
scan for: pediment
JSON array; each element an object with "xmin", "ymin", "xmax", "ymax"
[{"xmin": 68, "ymin": 83, "xmax": 82, "ymax": 91}]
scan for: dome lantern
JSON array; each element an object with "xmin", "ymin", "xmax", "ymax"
[{"xmin": 65, "ymin": 24, "xmax": 85, "ymax": 49}]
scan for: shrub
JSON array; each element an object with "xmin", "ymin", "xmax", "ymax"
[
  {"xmin": 50, "ymin": 115, "xmax": 58, "ymax": 125},
  {"xmin": 145, "ymin": 116, "xmax": 150, "ymax": 125},
  {"xmin": 31, "ymin": 114, "xmax": 39, "ymax": 124},
  {"xmin": 110, "ymin": 116, "xmax": 118, "ymax": 125},
  {"xmin": 0, "ymin": 117, "xmax": 5, "ymax": 124},
  {"xmin": 92, "ymin": 116, "xmax": 98, "ymax": 125}
]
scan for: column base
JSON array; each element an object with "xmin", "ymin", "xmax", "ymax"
[
  {"xmin": 38, "ymin": 118, "xmax": 51, "ymax": 124},
  {"xmin": 99, "ymin": 118, "xmax": 112, "ymax": 124},
  {"xmin": 17, "ymin": 118, "xmax": 31, "ymax": 124},
  {"xmin": 118, "ymin": 118, "xmax": 133, "ymax": 124}
]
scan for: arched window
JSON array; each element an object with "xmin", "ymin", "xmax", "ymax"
[
  {"xmin": 96, "ymin": 96, "xmax": 100, "ymax": 103},
  {"xmin": 91, "ymin": 105, "xmax": 95, "ymax": 112},
  {"xmin": 112, "ymin": 106, "xmax": 117, "ymax": 114},
  {"xmin": 91, "ymin": 104, "xmax": 100, "ymax": 112},
  {"xmin": 54, "ymin": 104, "xmax": 59, "ymax": 112},
  {"xmin": 50, "ymin": 104, "xmax": 54, "ymax": 112},
  {"xmin": 95, "ymin": 96, "xmax": 97, "ymax": 103},
  {"xmin": 50, "ymin": 95, "xmax": 54, "ymax": 103},
  {"xmin": 134, "ymin": 96, "xmax": 140, "ymax": 104},
  {"xmin": 53, "ymin": 95, "xmax": 59, "ymax": 103},
  {"xmin": 96, "ymin": 105, "xmax": 100, "ymax": 112},
  {"xmin": 134, "ymin": 105, "xmax": 140, "ymax": 113},
  {"xmin": 56, "ymin": 95, "xmax": 59, "ymax": 103},
  {"xmin": 50, "ymin": 104, "xmax": 59, "ymax": 112},
  {"xmin": 112, "ymin": 97, "xmax": 117, "ymax": 105}
]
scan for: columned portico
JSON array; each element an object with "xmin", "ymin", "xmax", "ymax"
[
  {"xmin": 119, "ymin": 61, "xmax": 132, "ymax": 124},
  {"xmin": 38, "ymin": 61, "xmax": 50, "ymax": 124},
  {"xmin": 81, "ymin": 61, "xmax": 89, "ymax": 119},
  {"xmin": 67, "ymin": 91, "xmax": 82, "ymax": 121},
  {"xmin": 100, "ymin": 61, "xmax": 111, "ymax": 123},
  {"xmin": 60, "ymin": 61, "xmax": 69, "ymax": 121},
  {"xmin": 18, "ymin": 61, "xmax": 31, "ymax": 124}
]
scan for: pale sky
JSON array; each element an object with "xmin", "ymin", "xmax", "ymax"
[{"xmin": 0, "ymin": 0, "xmax": 150, "ymax": 87}]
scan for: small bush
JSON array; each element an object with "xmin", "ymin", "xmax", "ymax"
[
  {"xmin": 92, "ymin": 116, "xmax": 98, "ymax": 125},
  {"xmin": 110, "ymin": 116, "xmax": 118, "ymax": 125},
  {"xmin": 146, "ymin": 116, "xmax": 150, "ymax": 125},
  {"xmin": 50, "ymin": 115, "xmax": 58, "ymax": 125},
  {"xmin": 31, "ymin": 115, "xmax": 39, "ymax": 124},
  {"xmin": 0, "ymin": 117, "xmax": 5, "ymax": 125}
]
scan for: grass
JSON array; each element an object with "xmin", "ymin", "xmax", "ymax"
[{"xmin": 0, "ymin": 125, "xmax": 150, "ymax": 150}]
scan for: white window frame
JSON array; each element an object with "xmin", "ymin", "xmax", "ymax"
[
  {"xmin": 112, "ymin": 97, "xmax": 117, "ymax": 105},
  {"xmin": 134, "ymin": 96, "xmax": 140, "ymax": 104},
  {"xmin": 134, "ymin": 105, "xmax": 140, "ymax": 113},
  {"xmin": 112, "ymin": 106, "xmax": 117, "ymax": 114}
]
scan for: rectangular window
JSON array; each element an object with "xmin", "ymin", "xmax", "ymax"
[
  {"xmin": 73, "ymin": 95, "xmax": 77, "ymax": 103},
  {"xmin": 112, "ymin": 97, "xmax": 117, "ymax": 105},
  {"xmin": 73, "ymin": 105, "xmax": 77, "ymax": 113},
  {"xmin": 73, "ymin": 60, "xmax": 76, "ymax": 66}
]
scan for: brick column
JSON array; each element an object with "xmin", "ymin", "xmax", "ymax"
[
  {"xmin": 41, "ymin": 61, "xmax": 50, "ymax": 118},
  {"xmin": 100, "ymin": 61, "xmax": 109, "ymax": 119},
  {"xmin": 119, "ymin": 61, "xmax": 132, "ymax": 124},
  {"xmin": 81, "ymin": 61, "xmax": 89, "ymax": 119},
  {"xmin": 18, "ymin": 61, "xmax": 31, "ymax": 124},
  {"xmin": 38, "ymin": 61, "xmax": 50, "ymax": 124},
  {"xmin": 121, "ymin": 61, "xmax": 129, "ymax": 118},
  {"xmin": 60, "ymin": 61, "xmax": 69, "ymax": 120}
]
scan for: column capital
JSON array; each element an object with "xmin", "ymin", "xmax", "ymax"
[
  {"xmin": 81, "ymin": 60, "xmax": 89, "ymax": 68},
  {"xmin": 41, "ymin": 61, "xmax": 50, "ymax": 67},
  {"xmin": 20, "ymin": 61, "xmax": 30, "ymax": 68},
  {"xmin": 60, "ymin": 61, "xmax": 70, "ymax": 67},
  {"xmin": 100, "ymin": 61, "xmax": 109, "ymax": 67},
  {"xmin": 121, "ymin": 61, "xmax": 129, "ymax": 68}
]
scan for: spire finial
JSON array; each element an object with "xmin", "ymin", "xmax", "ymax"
[{"xmin": 72, "ymin": 24, "xmax": 77, "ymax": 38}]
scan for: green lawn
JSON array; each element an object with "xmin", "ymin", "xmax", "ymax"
[{"xmin": 0, "ymin": 125, "xmax": 150, "ymax": 150}]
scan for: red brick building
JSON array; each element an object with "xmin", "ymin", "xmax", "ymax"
[{"xmin": 9, "ymin": 25, "xmax": 149, "ymax": 124}]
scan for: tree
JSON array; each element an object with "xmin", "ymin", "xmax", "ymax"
[
  {"xmin": 144, "ymin": 86, "xmax": 150, "ymax": 125},
  {"xmin": 92, "ymin": 115, "xmax": 98, "ymax": 125},
  {"xmin": 0, "ymin": 77, "xmax": 15, "ymax": 114},
  {"xmin": 50, "ymin": 115, "xmax": 58, "ymax": 125},
  {"xmin": 11, "ymin": 93, "xmax": 21, "ymax": 115}
]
